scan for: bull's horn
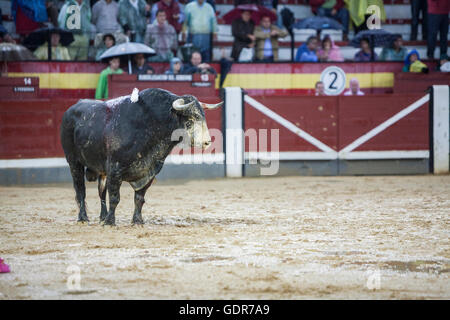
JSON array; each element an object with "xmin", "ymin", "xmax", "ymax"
[
  {"xmin": 172, "ymin": 98, "xmax": 195, "ymax": 111},
  {"xmin": 201, "ymin": 102, "xmax": 223, "ymax": 109}
]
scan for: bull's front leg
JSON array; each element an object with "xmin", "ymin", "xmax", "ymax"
[
  {"xmin": 103, "ymin": 173, "xmax": 122, "ymax": 226},
  {"xmin": 132, "ymin": 178, "xmax": 155, "ymax": 225}
]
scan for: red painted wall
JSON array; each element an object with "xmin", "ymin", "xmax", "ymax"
[
  {"xmin": 0, "ymin": 99, "xmax": 76, "ymax": 159},
  {"xmin": 0, "ymin": 98, "xmax": 222, "ymax": 159}
]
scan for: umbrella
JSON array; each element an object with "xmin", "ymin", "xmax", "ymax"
[
  {"xmin": 99, "ymin": 42, "xmax": 156, "ymax": 74},
  {"xmin": 293, "ymin": 16, "xmax": 344, "ymax": 31},
  {"xmin": 23, "ymin": 27, "xmax": 74, "ymax": 50},
  {"xmin": 0, "ymin": 43, "xmax": 36, "ymax": 61},
  {"xmin": 23, "ymin": 27, "xmax": 74, "ymax": 61},
  {"xmin": 350, "ymin": 29, "xmax": 400, "ymax": 48},
  {"xmin": 0, "ymin": 43, "xmax": 36, "ymax": 74},
  {"xmin": 223, "ymin": 4, "xmax": 277, "ymax": 25},
  {"xmin": 350, "ymin": 29, "xmax": 400, "ymax": 61}
]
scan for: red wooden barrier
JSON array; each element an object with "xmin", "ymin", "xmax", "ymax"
[
  {"xmin": 394, "ymin": 72, "xmax": 450, "ymax": 94},
  {"xmin": 245, "ymin": 96, "xmax": 338, "ymax": 152},
  {"xmin": 0, "ymin": 99, "xmax": 76, "ymax": 159},
  {"xmin": 339, "ymin": 94, "xmax": 428, "ymax": 151},
  {"xmin": 244, "ymin": 94, "xmax": 429, "ymax": 158},
  {"xmin": 0, "ymin": 98, "xmax": 223, "ymax": 159}
]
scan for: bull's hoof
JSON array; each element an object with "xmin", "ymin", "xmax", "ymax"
[
  {"xmin": 99, "ymin": 214, "xmax": 107, "ymax": 223},
  {"xmin": 132, "ymin": 219, "xmax": 145, "ymax": 226},
  {"xmin": 102, "ymin": 215, "xmax": 115, "ymax": 226},
  {"xmin": 77, "ymin": 215, "xmax": 89, "ymax": 223},
  {"xmin": 132, "ymin": 213, "xmax": 144, "ymax": 225}
]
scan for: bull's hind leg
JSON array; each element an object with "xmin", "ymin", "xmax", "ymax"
[
  {"xmin": 98, "ymin": 175, "xmax": 107, "ymax": 222},
  {"xmin": 69, "ymin": 162, "xmax": 89, "ymax": 222},
  {"xmin": 132, "ymin": 178, "xmax": 155, "ymax": 225},
  {"xmin": 103, "ymin": 173, "xmax": 122, "ymax": 226}
]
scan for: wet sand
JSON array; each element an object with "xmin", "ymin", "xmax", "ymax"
[{"xmin": 0, "ymin": 175, "xmax": 449, "ymax": 299}]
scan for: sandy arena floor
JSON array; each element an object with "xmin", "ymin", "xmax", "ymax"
[{"xmin": 0, "ymin": 175, "xmax": 449, "ymax": 299}]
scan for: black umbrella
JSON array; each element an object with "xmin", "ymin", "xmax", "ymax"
[
  {"xmin": 351, "ymin": 29, "xmax": 401, "ymax": 62},
  {"xmin": 23, "ymin": 27, "xmax": 74, "ymax": 60},
  {"xmin": 293, "ymin": 16, "xmax": 344, "ymax": 31}
]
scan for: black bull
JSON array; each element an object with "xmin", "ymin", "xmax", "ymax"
[{"xmin": 60, "ymin": 88, "xmax": 222, "ymax": 225}]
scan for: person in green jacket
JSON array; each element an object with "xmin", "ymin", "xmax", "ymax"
[{"xmin": 95, "ymin": 57, "xmax": 123, "ymax": 99}]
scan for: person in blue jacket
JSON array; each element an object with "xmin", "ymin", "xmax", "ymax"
[{"xmin": 295, "ymin": 36, "xmax": 319, "ymax": 62}]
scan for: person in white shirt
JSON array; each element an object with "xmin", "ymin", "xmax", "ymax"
[{"xmin": 344, "ymin": 78, "xmax": 365, "ymax": 96}]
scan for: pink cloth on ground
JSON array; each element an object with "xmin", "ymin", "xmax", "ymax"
[{"xmin": 0, "ymin": 258, "xmax": 10, "ymax": 273}]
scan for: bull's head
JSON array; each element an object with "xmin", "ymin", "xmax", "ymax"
[{"xmin": 172, "ymin": 97, "xmax": 223, "ymax": 150}]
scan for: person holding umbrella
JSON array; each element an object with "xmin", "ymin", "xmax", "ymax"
[
  {"xmin": 34, "ymin": 29, "xmax": 71, "ymax": 60},
  {"xmin": 23, "ymin": 26, "xmax": 75, "ymax": 60},
  {"xmin": 379, "ymin": 34, "xmax": 407, "ymax": 61},
  {"xmin": 98, "ymin": 41, "xmax": 156, "ymax": 74},
  {"xmin": 131, "ymin": 53, "xmax": 155, "ymax": 74},
  {"xmin": 350, "ymin": 29, "xmax": 401, "ymax": 62},
  {"xmin": 354, "ymin": 37, "xmax": 377, "ymax": 62},
  {"xmin": 95, "ymin": 56, "xmax": 123, "ymax": 99}
]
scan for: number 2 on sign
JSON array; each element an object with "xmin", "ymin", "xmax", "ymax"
[{"xmin": 328, "ymin": 72, "xmax": 337, "ymax": 90}]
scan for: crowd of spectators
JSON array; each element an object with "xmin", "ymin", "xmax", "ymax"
[{"xmin": 0, "ymin": 0, "xmax": 448, "ymax": 68}]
